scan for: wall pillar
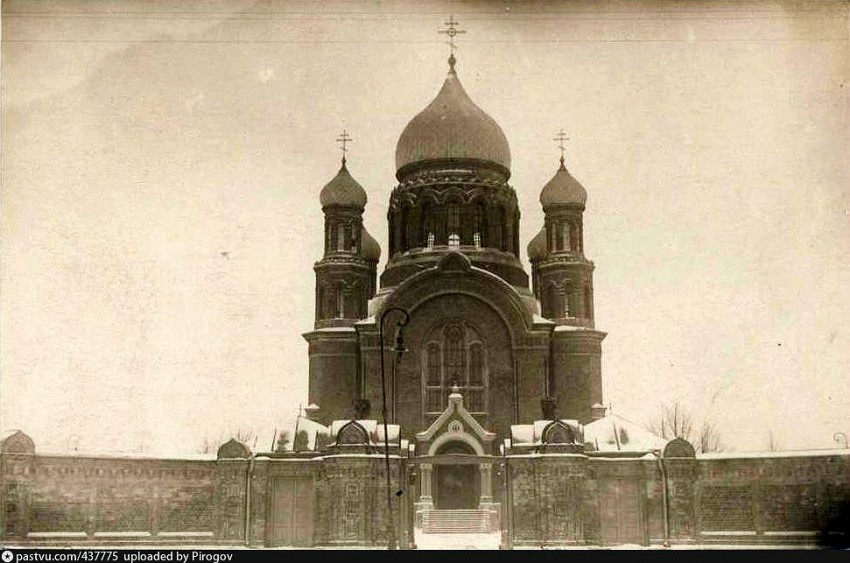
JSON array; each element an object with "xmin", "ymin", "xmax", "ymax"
[
  {"xmin": 479, "ymin": 462, "xmax": 500, "ymax": 532},
  {"xmin": 479, "ymin": 463, "xmax": 493, "ymax": 504},
  {"xmin": 414, "ymin": 464, "xmax": 434, "ymax": 529}
]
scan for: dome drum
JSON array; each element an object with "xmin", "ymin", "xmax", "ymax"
[{"xmin": 396, "ymin": 157, "xmax": 510, "ymax": 184}]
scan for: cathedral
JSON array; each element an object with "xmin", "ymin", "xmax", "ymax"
[
  {"xmin": 306, "ymin": 51, "xmax": 605, "ymax": 441},
  {"xmin": 2, "ymin": 25, "xmax": 848, "ymax": 551}
]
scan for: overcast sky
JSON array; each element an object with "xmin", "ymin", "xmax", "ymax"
[{"xmin": 2, "ymin": 0, "xmax": 848, "ymax": 455}]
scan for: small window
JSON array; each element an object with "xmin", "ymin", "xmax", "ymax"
[
  {"xmin": 336, "ymin": 288, "xmax": 345, "ymax": 318},
  {"xmin": 448, "ymin": 233, "xmax": 460, "ymax": 248},
  {"xmin": 337, "ymin": 223, "xmax": 347, "ymax": 252},
  {"xmin": 562, "ymin": 222, "xmax": 571, "ymax": 251},
  {"xmin": 349, "ymin": 224, "xmax": 358, "ymax": 253}
]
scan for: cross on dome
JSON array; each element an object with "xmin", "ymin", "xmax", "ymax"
[
  {"xmin": 439, "ymin": 15, "xmax": 466, "ymax": 71},
  {"xmin": 553, "ymin": 128, "xmax": 570, "ymax": 169},
  {"xmin": 335, "ymin": 129, "xmax": 353, "ymax": 165}
]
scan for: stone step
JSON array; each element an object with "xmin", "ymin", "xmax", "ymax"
[{"xmin": 422, "ymin": 509, "xmax": 492, "ymax": 534}]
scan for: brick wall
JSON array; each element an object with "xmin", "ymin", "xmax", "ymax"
[
  {"xmin": 0, "ymin": 452, "xmax": 232, "ymax": 544},
  {"xmin": 3, "ymin": 441, "xmax": 849, "ymax": 547}
]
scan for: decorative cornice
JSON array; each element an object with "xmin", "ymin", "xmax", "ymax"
[
  {"xmin": 538, "ymin": 256, "xmax": 594, "ymax": 269},
  {"xmin": 314, "ymin": 255, "xmax": 372, "ymax": 269}
]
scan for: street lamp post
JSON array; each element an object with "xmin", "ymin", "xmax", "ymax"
[{"xmin": 379, "ymin": 306, "xmax": 410, "ymax": 550}]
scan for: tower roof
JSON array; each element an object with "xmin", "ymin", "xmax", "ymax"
[
  {"xmin": 527, "ymin": 226, "xmax": 547, "ymax": 261},
  {"xmin": 319, "ymin": 160, "xmax": 367, "ymax": 209},
  {"xmin": 539, "ymin": 159, "xmax": 587, "ymax": 208},
  {"xmin": 361, "ymin": 227, "xmax": 381, "ymax": 261},
  {"xmin": 395, "ymin": 56, "xmax": 511, "ymax": 173}
]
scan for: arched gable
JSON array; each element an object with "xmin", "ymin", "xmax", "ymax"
[
  {"xmin": 377, "ymin": 252, "xmax": 534, "ymax": 345},
  {"xmin": 337, "ymin": 421, "xmax": 369, "ymax": 445}
]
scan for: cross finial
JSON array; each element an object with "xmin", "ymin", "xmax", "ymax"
[
  {"xmin": 439, "ymin": 15, "xmax": 466, "ymax": 71},
  {"xmin": 553, "ymin": 128, "xmax": 570, "ymax": 168},
  {"xmin": 335, "ymin": 129, "xmax": 353, "ymax": 165}
]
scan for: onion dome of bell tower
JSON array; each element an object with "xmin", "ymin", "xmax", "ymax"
[
  {"xmin": 361, "ymin": 228, "xmax": 381, "ymax": 262},
  {"xmin": 539, "ymin": 156, "xmax": 587, "ymax": 208},
  {"xmin": 527, "ymin": 227, "xmax": 547, "ymax": 262},
  {"xmin": 394, "ymin": 53, "xmax": 511, "ymax": 178},
  {"xmin": 319, "ymin": 158, "xmax": 368, "ymax": 209}
]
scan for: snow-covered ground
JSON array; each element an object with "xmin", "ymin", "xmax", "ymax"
[{"xmin": 414, "ymin": 530, "xmax": 502, "ymax": 550}]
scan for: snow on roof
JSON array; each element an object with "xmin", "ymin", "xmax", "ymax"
[
  {"xmin": 294, "ymin": 417, "xmax": 330, "ymax": 451},
  {"xmin": 584, "ymin": 414, "xmax": 666, "ymax": 453},
  {"xmin": 311, "ymin": 326, "xmax": 356, "ymax": 333},
  {"xmin": 510, "ymin": 420, "xmax": 581, "ymax": 444},
  {"xmin": 511, "ymin": 424, "xmax": 535, "ymax": 444},
  {"xmin": 33, "ymin": 451, "xmax": 217, "ymax": 461},
  {"xmin": 328, "ymin": 420, "xmax": 400, "ymax": 444},
  {"xmin": 698, "ymin": 448, "xmax": 850, "ymax": 460}
]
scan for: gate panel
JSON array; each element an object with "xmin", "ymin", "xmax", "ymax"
[{"xmin": 270, "ymin": 476, "xmax": 313, "ymax": 547}]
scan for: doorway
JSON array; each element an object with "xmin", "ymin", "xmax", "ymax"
[{"xmin": 433, "ymin": 441, "xmax": 479, "ymax": 510}]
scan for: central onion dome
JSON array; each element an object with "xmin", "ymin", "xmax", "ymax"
[{"xmin": 395, "ymin": 55, "xmax": 511, "ymax": 175}]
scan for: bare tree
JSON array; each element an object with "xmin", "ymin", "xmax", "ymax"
[
  {"xmin": 648, "ymin": 402, "xmax": 723, "ymax": 453},
  {"xmin": 197, "ymin": 428, "xmax": 259, "ymax": 454},
  {"xmin": 275, "ymin": 430, "xmax": 291, "ymax": 453},
  {"xmin": 697, "ymin": 421, "xmax": 723, "ymax": 453},
  {"xmin": 767, "ymin": 430, "xmax": 781, "ymax": 452}
]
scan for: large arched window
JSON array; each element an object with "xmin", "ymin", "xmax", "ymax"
[
  {"xmin": 447, "ymin": 203, "xmax": 461, "ymax": 240},
  {"xmin": 475, "ymin": 203, "xmax": 487, "ymax": 247},
  {"xmin": 422, "ymin": 323, "xmax": 488, "ymax": 415},
  {"xmin": 399, "ymin": 206, "xmax": 409, "ymax": 251},
  {"xmin": 425, "ymin": 343, "xmax": 442, "ymax": 412},
  {"xmin": 420, "ymin": 203, "xmax": 430, "ymax": 248},
  {"xmin": 492, "ymin": 207, "xmax": 505, "ymax": 250},
  {"xmin": 388, "ymin": 212, "xmax": 396, "ymax": 256},
  {"xmin": 467, "ymin": 343, "xmax": 485, "ymax": 412}
]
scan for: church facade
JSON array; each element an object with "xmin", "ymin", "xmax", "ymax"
[
  {"xmin": 2, "ymin": 49, "xmax": 849, "ymax": 550},
  {"xmin": 306, "ymin": 52, "xmax": 604, "ymax": 441},
  {"xmin": 300, "ymin": 50, "xmax": 615, "ymax": 530}
]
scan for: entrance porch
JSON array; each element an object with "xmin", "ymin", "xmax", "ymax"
[{"xmin": 411, "ymin": 388, "xmax": 500, "ymax": 535}]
